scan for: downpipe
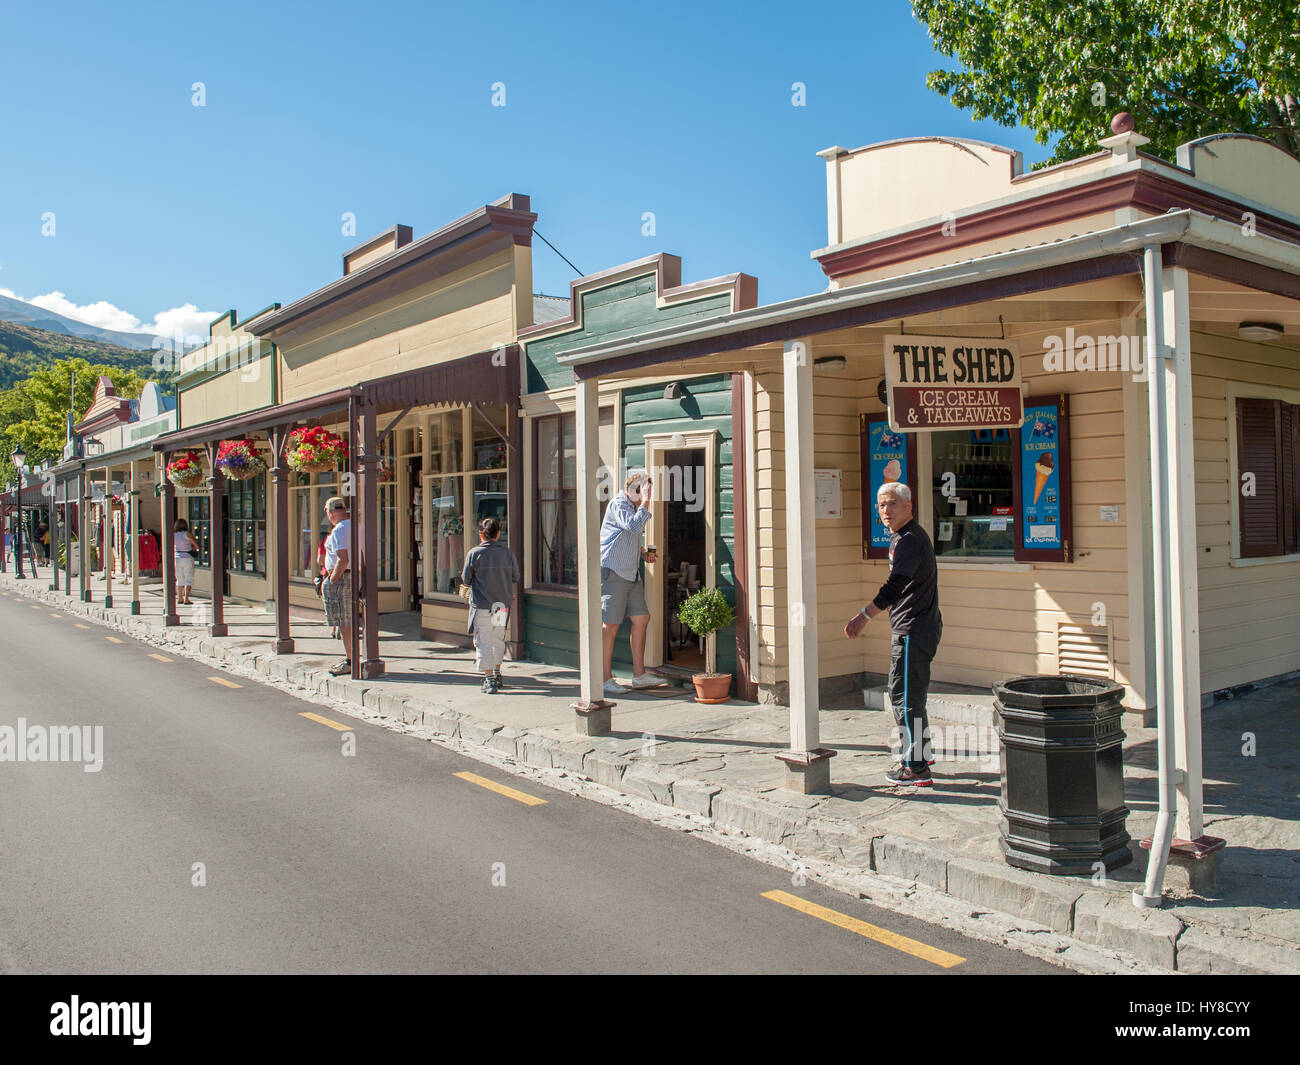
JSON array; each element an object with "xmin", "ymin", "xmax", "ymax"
[{"xmin": 1135, "ymin": 244, "xmax": 1176, "ymax": 908}]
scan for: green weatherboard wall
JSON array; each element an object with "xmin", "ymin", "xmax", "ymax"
[
  {"xmin": 523, "ymin": 374, "xmax": 738, "ymax": 687},
  {"xmin": 525, "ymin": 273, "xmax": 733, "ymax": 394}
]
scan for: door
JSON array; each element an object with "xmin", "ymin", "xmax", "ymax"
[{"xmin": 408, "ymin": 457, "xmax": 423, "ymax": 611}]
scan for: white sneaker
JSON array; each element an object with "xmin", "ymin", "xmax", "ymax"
[
  {"xmin": 604, "ymin": 679, "xmax": 629, "ymax": 695},
  {"xmin": 630, "ymin": 673, "xmax": 661, "ymax": 689}
]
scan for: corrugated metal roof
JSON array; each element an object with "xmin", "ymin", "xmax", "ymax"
[{"xmin": 532, "ymin": 294, "xmax": 570, "ymax": 326}]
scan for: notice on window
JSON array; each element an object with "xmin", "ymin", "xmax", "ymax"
[
  {"xmin": 989, "ymin": 515, "xmax": 1008, "ymax": 532},
  {"xmin": 814, "ymin": 468, "xmax": 842, "ymax": 519},
  {"xmin": 1020, "ymin": 403, "xmax": 1063, "ymax": 551},
  {"xmin": 884, "ymin": 334, "xmax": 1024, "ymax": 431},
  {"xmin": 938, "ymin": 520, "xmax": 954, "ymax": 542}
]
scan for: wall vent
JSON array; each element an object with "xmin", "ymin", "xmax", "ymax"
[{"xmin": 1056, "ymin": 619, "xmax": 1115, "ymax": 679}]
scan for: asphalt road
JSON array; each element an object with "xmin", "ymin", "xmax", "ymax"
[{"xmin": 0, "ymin": 588, "xmax": 1064, "ymax": 974}]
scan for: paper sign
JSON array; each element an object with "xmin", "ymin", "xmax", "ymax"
[
  {"xmin": 1099, "ymin": 505, "xmax": 1119, "ymax": 524},
  {"xmin": 953, "ymin": 498, "xmax": 968, "ymax": 516},
  {"xmin": 938, "ymin": 521, "xmax": 954, "ymax": 542},
  {"xmin": 990, "ymin": 516, "xmax": 1008, "ymax": 532},
  {"xmin": 884, "ymin": 334, "xmax": 1023, "ymax": 431},
  {"xmin": 814, "ymin": 468, "xmax": 842, "ymax": 519}
]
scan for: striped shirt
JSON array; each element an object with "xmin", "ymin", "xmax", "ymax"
[{"xmin": 599, "ymin": 492, "xmax": 651, "ymax": 579}]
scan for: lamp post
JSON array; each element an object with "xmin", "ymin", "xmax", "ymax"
[{"xmin": 12, "ymin": 444, "xmax": 26, "ymax": 580}]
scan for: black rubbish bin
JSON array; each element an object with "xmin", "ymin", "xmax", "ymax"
[{"xmin": 994, "ymin": 674, "xmax": 1132, "ymax": 876}]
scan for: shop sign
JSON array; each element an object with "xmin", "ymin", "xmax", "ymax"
[{"xmin": 884, "ymin": 334, "xmax": 1023, "ymax": 431}]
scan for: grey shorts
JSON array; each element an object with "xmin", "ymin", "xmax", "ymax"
[
  {"xmin": 601, "ymin": 568, "xmax": 648, "ymax": 625},
  {"xmin": 323, "ymin": 574, "xmax": 352, "ymax": 628}
]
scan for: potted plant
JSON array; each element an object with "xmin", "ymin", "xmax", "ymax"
[
  {"xmin": 166, "ymin": 450, "xmax": 205, "ymax": 489},
  {"xmin": 676, "ymin": 586, "xmax": 736, "ymax": 704},
  {"xmin": 286, "ymin": 426, "xmax": 348, "ymax": 473},
  {"xmin": 216, "ymin": 438, "xmax": 267, "ymax": 481}
]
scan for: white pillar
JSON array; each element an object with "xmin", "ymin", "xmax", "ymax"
[
  {"xmin": 574, "ymin": 375, "xmax": 609, "ymax": 733},
  {"xmin": 1161, "ymin": 265, "xmax": 1204, "ymax": 840},
  {"xmin": 779, "ymin": 339, "xmax": 834, "ymax": 792},
  {"xmin": 103, "ymin": 465, "xmax": 113, "ymax": 606}
]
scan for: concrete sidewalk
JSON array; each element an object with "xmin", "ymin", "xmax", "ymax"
[{"xmin": 8, "ymin": 565, "xmax": 1298, "ymax": 974}]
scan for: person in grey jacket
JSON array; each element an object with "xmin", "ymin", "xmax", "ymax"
[{"xmin": 461, "ymin": 516, "xmax": 520, "ymax": 694}]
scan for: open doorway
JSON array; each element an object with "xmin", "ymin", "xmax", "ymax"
[{"xmin": 660, "ymin": 447, "xmax": 707, "ymax": 673}]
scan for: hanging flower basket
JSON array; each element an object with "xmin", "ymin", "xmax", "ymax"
[
  {"xmin": 216, "ymin": 438, "xmax": 267, "ymax": 481},
  {"xmin": 286, "ymin": 426, "xmax": 348, "ymax": 474},
  {"xmin": 166, "ymin": 450, "xmax": 205, "ymax": 489}
]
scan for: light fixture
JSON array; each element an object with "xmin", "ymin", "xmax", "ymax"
[
  {"xmin": 1237, "ymin": 321, "xmax": 1285, "ymax": 342},
  {"xmin": 663, "ymin": 382, "xmax": 685, "ymax": 401},
  {"xmin": 668, "ymin": 432, "xmax": 687, "ymax": 449},
  {"xmin": 814, "ymin": 355, "xmax": 847, "ymax": 373},
  {"xmin": 11, "ymin": 443, "xmax": 25, "ymax": 469}
]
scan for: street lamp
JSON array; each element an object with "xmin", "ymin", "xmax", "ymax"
[{"xmin": 11, "ymin": 444, "xmax": 26, "ymax": 580}]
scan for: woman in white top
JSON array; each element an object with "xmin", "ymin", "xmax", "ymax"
[{"xmin": 173, "ymin": 518, "xmax": 199, "ymax": 605}]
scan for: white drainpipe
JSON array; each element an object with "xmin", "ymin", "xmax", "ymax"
[{"xmin": 1134, "ymin": 244, "xmax": 1176, "ymax": 908}]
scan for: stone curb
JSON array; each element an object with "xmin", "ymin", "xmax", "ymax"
[{"xmin": 7, "ymin": 575, "xmax": 1296, "ymax": 975}]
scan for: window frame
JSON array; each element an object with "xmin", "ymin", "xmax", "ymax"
[
  {"xmin": 1232, "ymin": 389, "xmax": 1300, "ymax": 561},
  {"xmin": 532, "ymin": 411, "xmax": 578, "ymax": 590}
]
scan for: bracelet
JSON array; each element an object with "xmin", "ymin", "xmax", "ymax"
[{"xmin": 859, "ymin": 606, "xmax": 870, "ymax": 618}]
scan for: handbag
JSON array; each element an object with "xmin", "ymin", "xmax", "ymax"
[{"xmin": 457, "ymin": 580, "xmax": 473, "ymax": 602}]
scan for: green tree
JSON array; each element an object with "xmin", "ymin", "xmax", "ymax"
[
  {"xmin": 913, "ymin": 0, "xmax": 1300, "ymax": 164},
  {"xmin": 0, "ymin": 358, "xmax": 148, "ymax": 489}
]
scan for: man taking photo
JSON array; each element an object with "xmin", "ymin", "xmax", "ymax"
[{"xmin": 844, "ymin": 482, "xmax": 942, "ymax": 787}]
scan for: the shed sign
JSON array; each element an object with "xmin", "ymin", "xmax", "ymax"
[{"xmin": 884, "ymin": 334, "xmax": 1023, "ymax": 431}]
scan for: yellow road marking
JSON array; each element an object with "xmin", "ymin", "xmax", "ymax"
[
  {"xmin": 30, "ymin": 604, "xmax": 42, "ymax": 610},
  {"xmin": 207, "ymin": 676, "xmax": 241, "ymax": 689},
  {"xmin": 761, "ymin": 890, "xmax": 966, "ymax": 968},
  {"xmin": 105, "ymin": 636, "xmax": 124, "ymax": 644},
  {"xmin": 75, "ymin": 623, "xmax": 89, "ymax": 629},
  {"xmin": 454, "ymin": 771, "xmax": 548, "ymax": 807},
  {"xmin": 49, "ymin": 612, "xmax": 61, "ymax": 618},
  {"xmin": 299, "ymin": 711, "xmax": 352, "ymax": 732},
  {"xmin": 148, "ymin": 653, "xmax": 173, "ymax": 663}
]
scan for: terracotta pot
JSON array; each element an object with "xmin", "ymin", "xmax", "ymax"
[{"xmin": 691, "ymin": 672, "xmax": 732, "ymax": 704}]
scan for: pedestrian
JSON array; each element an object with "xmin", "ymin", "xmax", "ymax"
[
  {"xmin": 844, "ymin": 481, "xmax": 942, "ymax": 787},
  {"xmin": 173, "ymin": 518, "xmax": 198, "ymax": 604},
  {"xmin": 322, "ymin": 496, "xmax": 354, "ymax": 676},
  {"xmin": 461, "ymin": 516, "xmax": 520, "ymax": 694},
  {"xmin": 37, "ymin": 524, "xmax": 49, "ymax": 563},
  {"xmin": 598, "ymin": 468, "xmax": 660, "ymax": 695}
]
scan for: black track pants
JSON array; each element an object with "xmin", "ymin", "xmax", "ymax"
[{"xmin": 889, "ymin": 627, "xmax": 941, "ymax": 769}]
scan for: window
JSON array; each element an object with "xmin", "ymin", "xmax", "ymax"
[
  {"xmin": 534, "ymin": 412, "xmax": 577, "ymax": 586},
  {"xmin": 1237, "ymin": 397, "xmax": 1300, "ymax": 558},
  {"xmin": 424, "ymin": 407, "xmax": 511, "ymax": 597},
  {"xmin": 931, "ymin": 429, "xmax": 1015, "ymax": 558},
  {"xmin": 227, "ymin": 476, "xmax": 266, "ymax": 573},
  {"xmin": 376, "ymin": 436, "xmax": 397, "ymax": 582},
  {"xmin": 187, "ymin": 497, "xmax": 210, "ymax": 566}
]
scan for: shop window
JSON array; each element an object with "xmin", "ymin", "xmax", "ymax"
[
  {"xmin": 931, "ymin": 429, "xmax": 1015, "ymax": 558},
  {"xmin": 1236, "ymin": 397, "xmax": 1300, "ymax": 558},
  {"xmin": 424, "ymin": 406, "xmax": 511, "ymax": 598},
  {"xmin": 227, "ymin": 476, "xmax": 266, "ymax": 574},
  {"xmin": 187, "ymin": 497, "xmax": 210, "ymax": 566},
  {"xmin": 860, "ymin": 394, "xmax": 1071, "ymax": 564},
  {"xmin": 534, "ymin": 412, "xmax": 578, "ymax": 586}
]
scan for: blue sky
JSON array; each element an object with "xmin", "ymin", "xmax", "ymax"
[{"xmin": 0, "ymin": 0, "xmax": 1055, "ymax": 345}]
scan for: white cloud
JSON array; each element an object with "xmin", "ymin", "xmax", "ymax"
[{"xmin": 1, "ymin": 288, "xmax": 218, "ymax": 345}]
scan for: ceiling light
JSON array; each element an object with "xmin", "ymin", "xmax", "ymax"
[
  {"xmin": 1238, "ymin": 321, "xmax": 1284, "ymax": 342},
  {"xmin": 814, "ymin": 356, "xmax": 847, "ymax": 372}
]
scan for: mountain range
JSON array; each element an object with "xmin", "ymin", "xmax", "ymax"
[
  {"xmin": 0, "ymin": 319, "xmax": 174, "ymax": 392},
  {"xmin": 0, "ymin": 293, "xmax": 163, "ymax": 351}
]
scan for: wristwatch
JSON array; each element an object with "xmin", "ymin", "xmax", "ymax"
[{"xmin": 859, "ymin": 606, "xmax": 870, "ymax": 618}]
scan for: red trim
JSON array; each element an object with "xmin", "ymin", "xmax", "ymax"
[{"xmin": 817, "ymin": 170, "xmax": 1300, "ymax": 280}]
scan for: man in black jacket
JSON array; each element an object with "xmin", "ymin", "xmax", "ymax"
[{"xmin": 844, "ymin": 482, "xmax": 942, "ymax": 787}]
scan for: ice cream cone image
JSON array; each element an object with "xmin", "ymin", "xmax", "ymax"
[
  {"xmin": 882, "ymin": 459, "xmax": 901, "ymax": 484},
  {"xmin": 1033, "ymin": 452, "xmax": 1055, "ymax": 503}
]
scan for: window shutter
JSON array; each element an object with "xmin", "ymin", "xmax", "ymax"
[
  {"xmin": 1236, "ymin": 397, "xmax": 1283, "ymax": 558},
  {"xmin": 1283, "ymin": 403, "xmax": 1299, "ymax": 555}
]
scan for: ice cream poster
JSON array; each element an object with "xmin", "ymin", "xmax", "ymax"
[
  {"xmin": 1019, "ymin": 403, "xmax": 1061, "ymax": 550},
  {"xmin": 868, "ymin": 420, "xmax": 908, "ymax": 551}
]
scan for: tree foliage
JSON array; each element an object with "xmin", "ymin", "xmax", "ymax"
[
  {"xmin": 913, "ymin": 0, "xmax": 1300, "ymax": 164},
  {"xmin": 0, "ymin": 358, "xmax": 149, "ymax": 489}
]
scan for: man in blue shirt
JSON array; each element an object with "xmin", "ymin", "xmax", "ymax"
[{"xmin": 598, "ymin": 469, "xmax": 660, "ymax": 695}]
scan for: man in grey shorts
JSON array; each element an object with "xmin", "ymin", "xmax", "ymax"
[{"xmin": 599, "ymin": 469, "xmax": 659, "ymax": 695}]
